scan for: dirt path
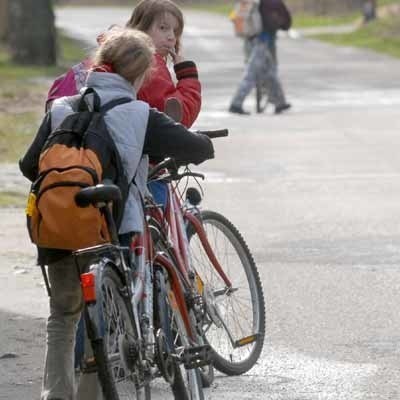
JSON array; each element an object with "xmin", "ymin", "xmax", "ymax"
[{"xmin": 0, "ymin": 206, "xmax": 47, "ymax": 400}]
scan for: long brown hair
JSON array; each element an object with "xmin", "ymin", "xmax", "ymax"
[{"xmin": 126, "ymin": 0, "xmax": 184, "ymax": 52}]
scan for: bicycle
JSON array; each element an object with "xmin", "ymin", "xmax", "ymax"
[
  {"xmin": 255, "ymin": 72, "xmax": 269, "ymax": 114},
  {"xmin": 146, "ymin": 132, "xmax": 266, "ymax": 379},
  {"xmin": 71, "ymin": 181, "xmax": 208, "ymax": 399}
]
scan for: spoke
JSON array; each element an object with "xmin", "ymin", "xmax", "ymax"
[
  {"xmin": 100, "ymin": 275, "xmax": 139, "ymax": 399},
  {"xmin": 189, "ymin": 216, "xmax": 262, "ymax": 366}
]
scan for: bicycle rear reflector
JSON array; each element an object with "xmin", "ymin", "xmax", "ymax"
[
  {"xmin": 234, "ymin": 334, "xmax": 259, "ymax": 348},
  {"xmin": 81, "ymin": 272, "xmax": 96, "ymax": 303},
  {"xmin": 195, "ymin": 274, "xmax": 204, "ymax": 295}
]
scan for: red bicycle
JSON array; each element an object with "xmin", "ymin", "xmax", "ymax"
[
  {"xmin": 147, "ymin": 129, "xmax": 266, "ymax": 379},
  {"xmin": 72, "ymin": 181, "xmax": 208, "ymax": 400}
]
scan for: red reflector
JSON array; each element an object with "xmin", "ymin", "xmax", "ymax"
[
  {"xmin": 81, "ymin": 272, "xmax": 96, "ymax": 303},
  {"xmin": 131, "ymin": 234, "xmax": 144, "ymax": 256}
]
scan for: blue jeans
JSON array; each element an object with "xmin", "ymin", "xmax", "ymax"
[
  {"xmin": 231, "ymin": 38, "xmax": 286, "ymax": 108},
  {"xmin": 148, "ymin": 180, "xmax": 168, "ymax": 208}
]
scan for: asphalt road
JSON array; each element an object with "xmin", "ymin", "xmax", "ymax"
[{"xmin": 2, "ymin": 7, "xmax": 400, "ymax": 400}]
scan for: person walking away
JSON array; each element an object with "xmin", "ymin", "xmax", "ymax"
[
  {"xmin": 362, "ymin": 0, "xmax": 377, "ymax": 23},
  {"xmin": 19, "ymin": 28, "xmax": 214, "ymax": 400},
  {"xmin": 229, "ymin": 0, "xmax": 292, "ymax": 115}
]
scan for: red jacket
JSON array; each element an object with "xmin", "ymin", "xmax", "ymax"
[
  {"xmin": 46, "ymin": 53, "xmax": 201, "ymax": 128},
  {"xmin": 138, "ymin": 54, "xmax": 201, "ymax": 128}
]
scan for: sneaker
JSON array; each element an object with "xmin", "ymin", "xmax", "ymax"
[
  {"xmin": 275, "ymin": 103, "xmax": 291, "ymax": 114},
  {"xmin": 229, "ymin": 105, "xmax": 250, "ymax": 115}
]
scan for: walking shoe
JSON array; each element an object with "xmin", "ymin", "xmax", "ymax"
[
  {"xmin": 229, "ymin": 105, "xmax": 250, "ymax": 115},
  {"xmin": 275, "ymin": 103, "xmax": 291, "ymax": 114}
]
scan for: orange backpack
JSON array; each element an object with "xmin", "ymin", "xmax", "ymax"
[
  {"xmin": 26, "ymin": 90, "xmax": 131, "ymax": 251},
  {"xmin": 230, "ymin": 0, "xmax": 263, "ymax": 38}
]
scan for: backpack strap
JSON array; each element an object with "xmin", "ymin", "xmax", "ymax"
[
  {"xmin": 100, "ymin": 97, "xmax": 133, "ymax": 114},
  {"xmin": 78, "ymin": 88, "xmax": 101, "ymax": 112}
]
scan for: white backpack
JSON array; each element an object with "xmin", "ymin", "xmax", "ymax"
[{"xmin": 230, "ymin": 0, "xmax": 263, "ymax": 38}]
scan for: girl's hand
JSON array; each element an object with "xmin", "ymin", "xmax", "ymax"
[{"xmin": 168, "ymin": 47, "xmax": 185, "ymax": 65}]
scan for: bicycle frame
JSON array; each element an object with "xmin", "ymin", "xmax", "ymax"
[
  {"xmin": 145, "ymin": 181, "xmax": 235, "ymax": 344},
  {"xmin": 162, "ymin": 184, "xmax": 265, "ymax": 354},
  {"xmin": 164, "ymin": 183, "xmax": 232, "ymax": 289}
]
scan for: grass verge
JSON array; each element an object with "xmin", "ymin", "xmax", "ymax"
[
  {"xmin": 0, "ymin": 191, "xmax": 27, "ymax": 208},
  {"xmin": 315, "ymin": 16, "xmax": 400, "ymax": 58},
  {"xmin": 0, "ymin": 31, "xmax": 86, "ymax": 207},
  {"xmin": 292, "ymin": 13, "xmax": 358, "ymax": 28},
  {"xmin": 185, "ymin": 3, "xmax": 231, "ymax": 15},
  {"xmin": 185, "ymin": 2, "xmax": 358, "ymax": 28}
]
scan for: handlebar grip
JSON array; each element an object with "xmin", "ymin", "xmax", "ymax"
[
  {"xmin": 198, "ymin": 129, "xmax": 229, "ymax": 139},
  {"xmin": 148, "ymin": 157, "xmax": 177, "ymax": 179}
]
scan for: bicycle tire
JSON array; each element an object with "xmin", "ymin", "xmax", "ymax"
[
  {"xmin": 90, "ymin": 339, "xmax": 119, "ymax": 400},
  {"xmin": 154, "ymin": 267, "xmax": 204, "ymax": 400},
  {"xmin": 255, "ymin": 74, "xmax": 268, "ymax": 114},
  {"xmin": 187, "ymin": 210, "xmax": 265, "ymax": 376},
  {"xmin": 151, "ymin": 217, "xmax": 214, "ymax": 390},
  {"xmin": 255, "ymin": 79, "xmax": 263, "ymax": 114},
  {"xmin": 96, "ymin": 265, "xmax": 151, "ymax": 400}
]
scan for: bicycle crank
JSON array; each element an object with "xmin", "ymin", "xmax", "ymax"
[
  {"xmin": 119, "ymin": 333, "xmax": 139, "ymax": 372},
  {"xmin": 155, "ymin": 329, "xmax": 175, "ymax": 384},
  {"xmin": 180, "ymin": 344, "xmax": 212, "ymax": 369}
]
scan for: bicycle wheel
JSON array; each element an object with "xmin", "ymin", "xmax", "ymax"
[
  {"xmin": 94, "ymin": 265, "xmax": 150, "ymax": 400},
  {"xmin": 187, "ymin": 210, "xmax": 265, "ymax": 376},
  {"xmin": 154, "ymin": 268, "xmax": 204, "ymax": 400},
  {"xmin": 255, "ymin": 74, "xmax": 268, "ymax": 114}
]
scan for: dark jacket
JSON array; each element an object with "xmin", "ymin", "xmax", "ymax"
[{"xmin": 259, "ymin": 0, "xmax": 292, "ymax": 33}]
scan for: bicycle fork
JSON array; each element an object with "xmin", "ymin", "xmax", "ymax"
[{"xmin": 130, "ymin": 234, "xmax": 156, "ymax": 364}]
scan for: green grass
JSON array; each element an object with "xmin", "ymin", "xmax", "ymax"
[
  {"xmin": 0, "ymin": 31, "xmax": 86, "ymax": 161},
  {"xmin": 0, "ymin": 31, "xmax": 87, "ymax": 206},
  {"xmin": 315, "ymin": 16, "xmax": 400, "ymax": 58},
  {"xmin": 58, "ymin": 30, "xmax": 89, "ymax": 66},
  {"xmin": 0, "ymin": 31, "xmax": 87, "ymax": 80},
  {"xmin": 187, "ymin": 0, "xmax": 400, "ymax": 29},
  {"xmin": 0, "ymin": 191, "xmax": 27, "ymax": 208},
  {"xmin": 185, "ymin": 2, "xmax": 358, "ymax": 28},
  {"xmin": 0, "ymin": 112, "xmax": 43, "ymax": 163},
  {"xmin": 185, "ymin": 3, "xmax": 231, "ymax": 15},
  {"xmin": 379, "ymin": 0, "xmax": 400, "ymax": 6},
  {"xmin": 292, "ymin": 13, "xmax": 358, "ymax": 28}
]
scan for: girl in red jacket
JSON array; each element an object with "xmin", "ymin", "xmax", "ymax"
[{"xmin": 47, "ymin": 0, "xmax": 201, "ymax": 128}]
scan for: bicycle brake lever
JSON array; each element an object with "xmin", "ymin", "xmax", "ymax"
[{"xmin": 179, "ymin": 172, "xmax": 205, "ymax": 180}]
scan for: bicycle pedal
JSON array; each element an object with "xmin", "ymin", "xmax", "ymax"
[
  {"xmin": 181, "ymin": 344, "xmax": 212, "ymax": 369},
  {"xmin": 234, "ymin": 333, "xmax": 260, "ymax": 348},
  {"xmin": 81, "ymin": 356, "xmax": 98, "ymax": 374}
]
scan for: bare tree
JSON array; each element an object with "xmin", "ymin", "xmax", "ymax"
[
  {"xmin": 8, "ymin": 0, "xmax": 57, "ymax": 65},
  {"xmin": 362, "ymin": 0, "xmax": 377, "ymax": 22}
]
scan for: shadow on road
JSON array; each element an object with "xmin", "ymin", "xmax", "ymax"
[{"xmin": 0, "ymin": 309, "xmax": 45, "ymax": 400}]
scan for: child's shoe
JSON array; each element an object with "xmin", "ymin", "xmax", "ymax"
[
  {"xmin": 275, "ymin": 103, "xmax": 291, "ymax": 114},
  {"xmin": 229, "ymin": 104, "xmax": 250, "ymax": 115}
]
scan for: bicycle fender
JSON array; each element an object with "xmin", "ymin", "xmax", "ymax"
[{"xmin": 84, "ymin": 257, "xmax": 117, "ymax": 341}]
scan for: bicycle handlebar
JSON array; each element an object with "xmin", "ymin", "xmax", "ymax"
[
  {"xmin": 196, "ymin": 128, "xmax": 229, "ymax": 139},
  {"xmin": 148, "ymin": 158, "xmax": 177, "ymax": 180},
  {"xmin": 148, "ymin": 128, "xmax": 228, "ymax": 181}
]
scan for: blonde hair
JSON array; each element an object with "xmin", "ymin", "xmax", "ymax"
[
  {"xmin": 126, "ymin": 0, "xmax": 184, "ymax": 52},
  {"xmin": 94, "ymin": 29, "xmax": 155, "ymax": 84}
]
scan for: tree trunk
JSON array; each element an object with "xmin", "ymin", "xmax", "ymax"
[
  {"xmin": 0, "ymin": 0, "xmax": 8, "ymax": 41},
  {"xmin": 8, "ymin": 0, "xmax": 57, "ymax": 65},
  {"xmin": 362, "ymin": 0, "xmax": 377, "ymax": 22}
]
